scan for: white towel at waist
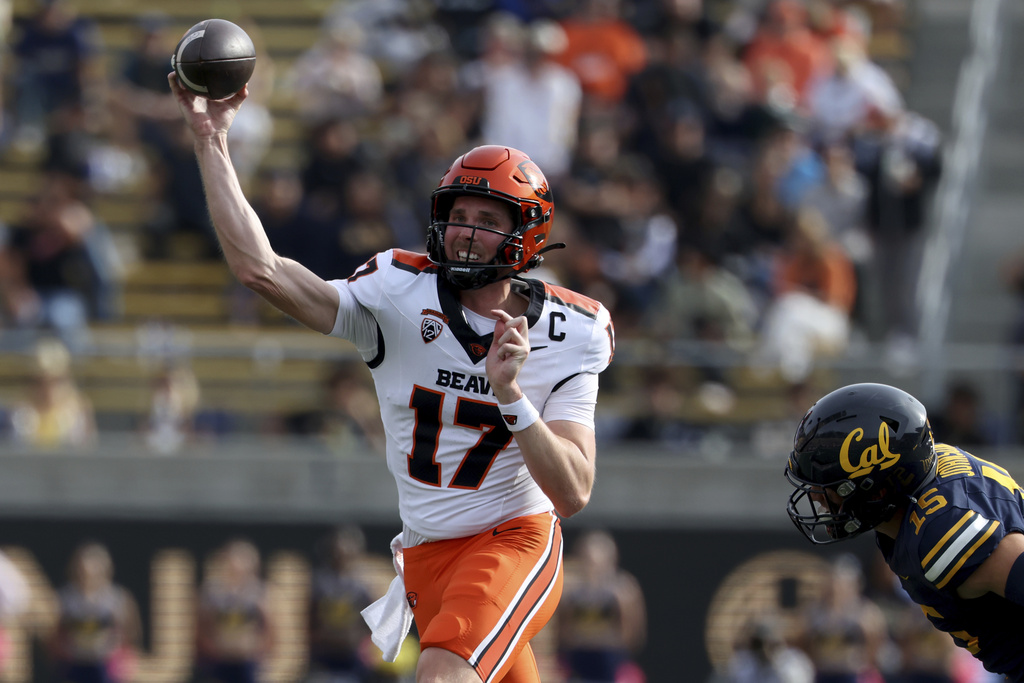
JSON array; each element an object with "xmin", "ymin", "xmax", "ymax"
[{"xmin": 360, "ymin": 533, "xmax": 414, "ymax": 662}]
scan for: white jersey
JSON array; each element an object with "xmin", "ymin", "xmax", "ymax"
[{"xmin": 327, "ymin": 249, "xmax": 614, "ymax": 541}]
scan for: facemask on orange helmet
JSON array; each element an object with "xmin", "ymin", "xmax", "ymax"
[{"xmin": 427, "ymin": 145, "xmax": 561, "ymax": 290}]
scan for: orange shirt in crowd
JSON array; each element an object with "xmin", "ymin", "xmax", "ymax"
[
  {"xmin": 554, "ymin": 18, "xmax": 646, "ymax": 103},
  {"xmin": 775, "ymin": 244, "xmax": 857, "ymax": 313}
]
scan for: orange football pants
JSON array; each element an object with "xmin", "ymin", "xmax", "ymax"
[{"xmin": 401, "ymin": 512, "xmax": 563, "ymax": 683}]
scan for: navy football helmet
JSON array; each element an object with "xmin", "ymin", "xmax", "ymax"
[{"xmin": 785, "ymin": 383, "xmax": 937, "ymax": 544}]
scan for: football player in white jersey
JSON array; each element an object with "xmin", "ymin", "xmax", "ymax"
[{"xmin": 170, "ymin": 73, "xmax": 614, "ymax": 683}]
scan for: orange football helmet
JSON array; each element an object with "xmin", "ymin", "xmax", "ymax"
[{"xmin": 427, "ymin": 145, "xmax": 556, "ymax": 289}]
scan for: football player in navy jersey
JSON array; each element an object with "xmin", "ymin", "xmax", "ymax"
[{"xmin": 785, "ymin": 383, "xmax": 1024, "ymax": 681}]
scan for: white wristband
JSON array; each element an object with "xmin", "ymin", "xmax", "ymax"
[{"xmin": 497, "ymin": 396, "xmax": 540, "ymax": 432}]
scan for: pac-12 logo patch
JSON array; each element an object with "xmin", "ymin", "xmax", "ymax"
[{"xmin": 421, "ymin": 318, "xmax": 444, "ymax": 344}]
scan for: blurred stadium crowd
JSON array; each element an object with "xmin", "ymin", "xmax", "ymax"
[{"xmin": 0, "ymin": 0, "xmax": 975, "ymax": 456}]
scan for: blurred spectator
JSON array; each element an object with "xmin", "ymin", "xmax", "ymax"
[
  {"xmin": 325, "ymin": 0, "xmax": 451, "ymax": 86},
  {"xmin": 765, "ymin": 119, "xmax": 826, "ymax": 212},
  {"xmin": 281, "ymin": 360, "xmax": 386, "ymax": 456},
  {"xmin": 431, "ymin": 0, "xmax": 560, "ymax": 60},
  {"xmin": 42, "ymin": 99, "xmax": 100, "ymax": 191},
  {"xmin": 330, "ymin": 169, "xmax": 419, "ymax": 276},
  {"xmin": 225, "ymin": 19, "xmax": 275, "ymax": 191},
  {"xmin": 387, "ymin": 47, "xmax": 472, "ymax": 155},
  {"xmin": 79, "ymin": 101, "xmax": 153, "ymax": 201},
  {"xmin": 748, "ymin": 380, "xmax": 817, "ymax": 460},
  {"xmin": 281, "ymin": 168, "xmax": 415, "ymax": 283},
  {"xmin": 286, "ymin": 15, "xmax": 384, "ymax": 127},
  {"xmin": 300, "ymin": 117, "xmax": 375, "ymax": 201},
  {"xmin": 799, "ymin": 138, "xmax": 871, "ymax": 329},
  {"xmin": 727, "ymin": 143, "xmax": 794, "ymax": 305},
  {"xmin": 0, "ymin": 0, "xmax": 10, "ymax": 140},
  {"xmin": 0, "ymin": 550, "xmax": 28, "ymax": 619},
  {"xmin": 752, "ymin": 206, "xmax": 857, "ymax": 385},
  {"xmin": 559, "ymin": 115, "xmax": 629, "ymax": 246},
  {"xmin": 0, "ymin": 549, "xmax": 30, "ymax": 674},
  {"xmin": 741, "ymin": 0, "xmax": 832, "ymax": 112},
  {"xmin": 805, "ymin": 34, "xmax": 903, "ymax": 146},
  {"xmin": 477, "ymin": 19, "xmax": 582, "ymax": 180},
  {"xmin": 306, "ymin": 525, "xmax": 378, "ymax": 682},
  {"xmin": 252, "ymin": 167, "xmax": 307, "ymax": 259},
  {"xmin": 9, "ymin": 337, "xmax": 96, "ymax": 449},
  {"xmin": 144, "ymin": 118, "xmax": 220, "ymax": 260},
  {"xmin": 2, "ymin": 172, "xmax": 115, "ymax": 332},
  {"xmin": 8, "ymin": 0, "xmax": 103, "ymax": 153},
  {"xmin": 614, "ymin": 367, "xmax": 709, "ymax": 446},
  {"xmin": 553, "ymin": 0, "xmax": 648, "ymax": 109},
  {"xmin": 806, "ymin": 0, "xmax": 867, "ymax": 43},
  {"xmin": 624, "ymin": 24, "xmax": 709, "ymax": 161},
  {"xmin": 432, "ymin": 0, "xmax": 505, "ymax": 60},
  {"xmin": 194, "ymin": 539, "xmax": 274, "ymax": 683},
  {"xmin": 797, "ymin": 554, "xmax": 889, "ymax": 683},
  {"xmin": 595, "ymin": 158, "xmax": 679, "ymax": 330},
  {"xmin": 48, "ymin": 542, "xmax": 142, "ymax": 683},
  {"xmin": 927, "ymin": 381, "xmax": 997, "ymax": 448},
  {"xmin": 853, "ymin": 108, "xmax": 941, "ymax": 344},
  {"xmin": 106, "ymin": 11, "xmax": 179, "ymax": 150},
  {"xmin": 703, "ymin": 39, "xmax": 778, "ymax": 170},
  {"xmin": 458, "ymin": 12, "xmax": 529, "ymax": 139},
  {"xmin": 557, "ymin": 529, "xmax": 647, "ymax": 683},
  {"xmin": 713, "ymin": 616, "xmax": 814, "ymax": 683},
  {"xmin": 800, "ymin": 138, "xmax": 870, "ymax": 266},
  {"xmin": 387, "ymin": 110, "xmax": 469, "ymax": 227},
  {"xmin": 141, "ymin": 362, "xmax": 201, "ymax": 455},
  {"xmin": 647, "ymin": 245, "xmax": 758, "ymax": 349},
  {"xmin": 651, "ymin": 98, "xmax": 718, "ymax": 239},
  {"xmin": 887, "ymin": 603, "xmax": 960, "ymax": 683}
]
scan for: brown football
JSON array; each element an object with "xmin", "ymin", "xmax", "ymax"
[{"xmin": 171, "ymin": 19, "xmax": 256, "ymax": 100}]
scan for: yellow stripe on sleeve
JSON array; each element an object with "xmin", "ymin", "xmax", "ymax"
[
  {"xmin": 935, "ymin": 520, "xmax": 1001, "ymax": 589},
  {"xmin": 922, "ymin": 510, "xmax": 975, "ymax": 567}
]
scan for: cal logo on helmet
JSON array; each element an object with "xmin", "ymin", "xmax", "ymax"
[{"xmin": 840, "ymin": 422, "xmax": 902, "ymax": 478}]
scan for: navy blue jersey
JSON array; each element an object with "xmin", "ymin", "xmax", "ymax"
[{"xmin": 877, "ymin": 444, "xmax": 1024, "ymax": 680}]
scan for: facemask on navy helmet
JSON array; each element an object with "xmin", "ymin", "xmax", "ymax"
[{"xmin": 785, "ymin": 383, "xmax": 937, "ymax": 544}]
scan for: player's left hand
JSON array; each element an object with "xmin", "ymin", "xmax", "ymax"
[{"xmin": 487, "ymin": 309, "xmax": 529, "ymax": 400}]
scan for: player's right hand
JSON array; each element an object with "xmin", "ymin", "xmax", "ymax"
[{"xmin": 168, "ymin": 72, "xmax": 247, "ymax": 140}]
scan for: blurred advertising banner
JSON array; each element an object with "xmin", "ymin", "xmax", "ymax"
[{"xmin": 0, "ymin": 517, "xmax": 872, "ymax": 682}]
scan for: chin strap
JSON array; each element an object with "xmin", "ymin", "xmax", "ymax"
[{"xmin": 525, "ymin": 242, "xmax": 566, "ymax": 270}]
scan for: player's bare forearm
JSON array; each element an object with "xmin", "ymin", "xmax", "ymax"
[
  {"xmin": 485, "ymin": 309, "xmax": 596, "ymax": 515},
  {"xmin": 516, "ymin": 419, "xmax": 596, "ymax": 517},
  {"xmin": 190, "ymin": 126, "xmax": 339, "ymax": 333}
]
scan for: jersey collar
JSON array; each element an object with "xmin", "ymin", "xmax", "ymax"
[{"xmin": 437, "ymin": 277, "xmax": 545, "ymax": 365}]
